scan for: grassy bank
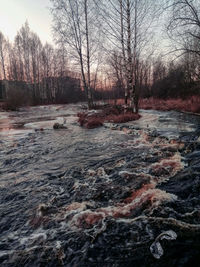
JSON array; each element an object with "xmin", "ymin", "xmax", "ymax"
[
  {"xmin": 106, "ymin": 96, "xmax": 200, "ymax": 114},
  {"xmin": 139, "ymin": 97, "xmax": 200, "ymax": 114}
]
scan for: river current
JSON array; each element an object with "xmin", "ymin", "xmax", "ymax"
[{"xmin": 0, "ymin": 104, "xmax": 200, "ymax": 266}]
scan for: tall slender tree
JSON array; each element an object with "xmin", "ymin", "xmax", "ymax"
[
  {"xmin": 51, "ymin": 0, "xmax": 102, "ymax": 108},
  {"xmin": 0, "ymin": 32, "xmax": 7, "ymax": 80},
  {"xmin": 99, "ymin": 0, "xmax": 161, "ymax": 112}
]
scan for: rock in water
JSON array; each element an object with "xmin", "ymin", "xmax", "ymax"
[{"xmin": 53, "ymin": 123, "xmax": 67, "ymax": 130}]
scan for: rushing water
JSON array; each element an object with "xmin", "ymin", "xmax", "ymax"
[{"xmin": 0, "ymin": 104, "xmax": 200, "ymax": 266}]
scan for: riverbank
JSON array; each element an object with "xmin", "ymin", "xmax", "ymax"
[
  {"xmin": 139, "ymin": 97, "xmax": 200, "ymax": 114},
  {"xmin": 106, "ymin": 96, "xmax": 200, "ymax": 115}
]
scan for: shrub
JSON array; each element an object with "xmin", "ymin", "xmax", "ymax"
[
  {"xmin": 107, "ymin": 113, "xmax": 141, "ymax": 123},
  {"xmin": 103, "ymin": 106, "xmax": 121, "ymax": 116},
  {"xmin": 77, "ymin": 112, "xmax": 87, "ymax": 126},
  {"xmin": 3, "ymin": 88, "xmax": 31, "ymax": 111},
  {"xmin": 77, "ymin": 105, "xmax": 141, "ymax": 129},
  {"xmin": 85, "ymin": 118, "xmax": 103, "ymax": 129}
]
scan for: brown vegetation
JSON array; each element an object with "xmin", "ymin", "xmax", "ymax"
[
  {"xmin": 139, "ymin": 97, "xmax": 200, "ymax": 114},
  {"xmin": 107, "ymin": 113, "xmax": 141, "ymax": 123},
  {"xmin": 77, "ymin": 105, "xmax": 141, "ymax": 129}
]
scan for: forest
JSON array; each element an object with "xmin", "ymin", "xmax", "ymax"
[{"xmin": 0, "ymin": 0, "xmax": 200, "ymax": 112}]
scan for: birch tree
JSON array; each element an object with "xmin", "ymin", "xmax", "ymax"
[
  {"xmin": 16, "ymin": 22, "xmax": 31, "ymax": 83},
  {"xmin": 100, "ymin": 0, "xmax": 161, "ymax": 112},
  {"xmin": 14, "ymin": 34, "xmax": 24, "ymax": 81},
  {"xmin": 29, "ymin": 32, "xmax": 42, "ymax": 101},
  {"xmin": 0, "ymin": 32, "xmax": 7, "ymax": 80},
  {"xmin": 51, "ymin": 0, "xmax": 101, "ymax": 108}
]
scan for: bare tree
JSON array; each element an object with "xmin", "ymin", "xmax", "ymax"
[
  {"xmin": 167, "ymin": 0, "xmax": 200, "ymax": 57},
  {"xmin": 166, "ymin": 0, "xmax": 200, "ymax": 95},
  {"xmin": 100, "ymin": 0, "xmax": 160, "ymax": 112},
  {"xmin": 16, "ymin": 22, "xmax": 32, "ymax": 83},
  {"xmin": 7, "ymin": 41, "xmax": 19, "ymax": 81},
  {"xmin": 51, "ymin": 0, "xmax": 102, "ymax": 108},
  {"xmin": 29, "ymin": 32, "xmax": 42, "ymax": 101},
  {"xmin": 14, "ymin": 34, "xmax": 24, "ymax": 81},
  {"xmin": 0, "ymin": 32, "xmax": 7, "ymax": 80}
]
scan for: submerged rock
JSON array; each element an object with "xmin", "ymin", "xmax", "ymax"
[{"xmin": 53, "ymin": 123, "xmax": 67, "ymax": 130}]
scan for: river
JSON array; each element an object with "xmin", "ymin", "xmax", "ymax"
[{"xmin": 0, "ymin": 104, "xmax": 200, "ymax": 266}]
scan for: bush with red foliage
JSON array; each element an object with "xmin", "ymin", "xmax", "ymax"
[
  {"xmin": 77, "ymin": 105, "xmax": 141, "ymax": 129},
  {"xmin": 85, "ymin": 118, "xmax": 103, "ymax": 129},
  {"xmin": 103, "ymin": 106, "xmax": 122, "ymax": 116},
  {"xmin": 77, "ymin": 112, "xmax": 103, "ymax": 129},
  {"xmin": 77, "ymin": 112, "xmax": 87, "ymax": 126}
]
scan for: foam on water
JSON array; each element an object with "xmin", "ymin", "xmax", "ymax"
[{"xmin": 0, "ymin": 104, "xmax": 200, "ymax": 265}]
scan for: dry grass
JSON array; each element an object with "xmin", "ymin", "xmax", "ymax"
[
  {"xmin": 85, "ymin": 118, "xmax": 103, "ymax": 129},
  {"xmin": 139, "ymin": 96, "xmax": 200, "ymax": 114},
  {"xmin": 106, "ymin": 97, "xmax": 200, "ymax": 114}
]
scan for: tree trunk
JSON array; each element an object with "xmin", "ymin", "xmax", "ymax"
[
  {"xmin": 0, "ymin": 33, "xmax": 6, "ymax": 80},
  {"xmin": 130, "ymin": 0, "xmax": 139, "ymax": 113},
  {"xmin": 120, "ymin": 0, "xmax": 128, "ymax": 105},
  {"xmin": 84, "ymin": 0, "xmax": 93, "ymax": 109},
  {"xmin": 126, "ymin": 0, "xmax": 134, "ymax": 111}
]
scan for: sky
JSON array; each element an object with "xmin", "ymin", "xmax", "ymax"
[{"xmin": 0, "ymin": 0, "xmax": 54, "ymax": 44}]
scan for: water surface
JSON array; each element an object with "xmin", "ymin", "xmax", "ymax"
[{"xmin": 0, "ymin": 104, "xmax": 200, "ymax": 266}]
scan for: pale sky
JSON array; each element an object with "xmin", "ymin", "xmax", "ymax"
[{"xmin": 0, "ymin": 0, "xmax": 54, "ymax": 44}]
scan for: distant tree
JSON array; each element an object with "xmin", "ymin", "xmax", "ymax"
[
  {"xmin": 14, "ymin": 34, "xmax": 25, "ymax": 81},
  {"xmin": 41, "ymin": 43, "xmax": 54, "ymax": 102},
  {"xmin": 29, "ymin": 32, "xmax": 42, "ymax": 101},
  {"xmin": 7, "ymin": 41, "xmax": 18, "ymax": 81},
  {"xmin": 15, "ymin": 22, "xmax": 32, "ymax": 83},
  {"xmin": 153, "ymin": 58, "xmax": 166, "ymax": 85},
  {"xmin": 0, "ymin": 32, "xmax": 7, "ymax": 80},
  {"xmin": 108, "ymin": 51, "xmax": 125, "ymax": 99}
]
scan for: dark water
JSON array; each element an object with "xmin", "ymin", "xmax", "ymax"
[{"xmin": 0, "ymin": 104, "xmax": 200, "ymax": 266}]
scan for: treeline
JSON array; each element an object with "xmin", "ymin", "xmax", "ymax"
[
  {"xmin": 0, "ymin": 22, "xmax": 84, "ymax": 105},
  {"xmin": 110, "ymin": 55, "xmax": 200, "ymax": 100}
]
